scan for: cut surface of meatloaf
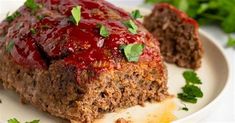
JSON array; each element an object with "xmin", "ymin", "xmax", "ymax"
[
  {"xmin": 0, "ymin": 0, "xmax": 168, "ymax": 122},
  {"xmin": 144, "ymin": 3, "xmax": 203, "ymax": 69}
]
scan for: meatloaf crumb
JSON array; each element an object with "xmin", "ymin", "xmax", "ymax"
[
  {"xmin": 115, "ymin": 118, "xmax": 130, "ymax": 123},
  {"xmin": 144, "ymin": 3, "xmax": 203, "ymax": 69}
]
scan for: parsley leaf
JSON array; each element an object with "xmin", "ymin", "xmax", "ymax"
[
  {"xmin": 36, "ymin": 15, "xmax": 44, "ymax": 20},
  {"xmin": 8, "ymin": 118, "xmax": 20, "ymax": 123},
  {"xmin": 178, "ymin": 93, "xmax": 197, "ymax": 104},
  {"xmin": 25, "ymin": 120, "xmax": 40, "ymax": 123},
  {"xmin": 6, "ymin": 40, "xmax": 15, "ymax": 53},
  {"xmin": 30, "ymin": 28, "xmax": 36, "ymax": 35},
  {"xmin": 172, "ymin": 0, "xmax": 188, "ymax": 12},
  {"xmin": 68, "ymin": 16, "xmax": 76, "ymax": 24},
  {"xmin": 145, "ymin": 0, "xmax": 167, "ymax": 4},
  {"xmin": 181, "ymin": 103, "xmax": 189, "ymax": 111},
  {"xmin": 120, "ymin": 44, "xmax": 144, "ymax": 62},
  {"xmin": 182, "ymin": 85, "xmax": 203, "ymax": 98},
  {"xmin": 123, "ymin": 20, "xmax": 138, "ymax": 34},
  {"xmin": 182, "ymin": 107, "xmax": 189, "ymax": 111},
  {"xmin": 24, "ymin": 0, "xmax": 38, "ymax": 11},
  {"xmin": 178, "ymin": 70, "xmax": 203, "ymax": 107},
  {"xmin": 71, "ymin": 6, "xmax": 81, "ymax": 26},
  {"xmin": 7, "ymin": 118, "xmax": 40, "ymax": 123},
  {"xmin": 6, "ymin": 11, "xmax": 21, "ymax": 22},
  {"xmin": 222, "ymin": 10, "xmax": 235, "ymax": 33},
  {"xmin": 99, "ymin": 25, "xmax": 109, "ymax": 38},
  {"xmin": 197, "ymin": 3, "xmax": 209, "ymax": 14},
  {"xmin": 131, "ymin": 10, "xmax": 143, "ymax": 19},
  {"xmin": 227, "ymin": 35, "xmax": 235, "ymax": 47},
  {"xmin": 183, "ymin": 71, "xmax": 202, "ymax": 84}
]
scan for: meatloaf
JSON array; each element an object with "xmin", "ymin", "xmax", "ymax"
[
  {"xmin": 144, "ymin": 3, "xmax": 203, "ymax": 69},
  {"xmin": 0, "ymin": 0, "xmax": 168, "ymax": 122}
]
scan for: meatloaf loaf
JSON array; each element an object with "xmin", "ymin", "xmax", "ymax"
[
  {"xmin": 0, "ymin": 0, "xmax": 168, "ymax": 122},
  {"xmin": 144, "ymin": 3, "xmax": 203, "ymax": 69}
]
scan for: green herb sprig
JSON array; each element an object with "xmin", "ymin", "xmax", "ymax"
[
  {"xmin": 120, "ymin": 43, "xmax": 144, "ymax": 62},
  {"xmin": 98, "ymin": 24, "xmax": 109, "ymax": 38},
  {"xmin": 227, "ymin": 35, "xmax": 235, "ymax": 47},
  {"xmin": 36, "ymin": 15, "xmax": 44, "ymax": 20},
  {"xmin": 8, "ymin": 118, "xmax": 39, "ymax": 123},
  {"xmin": 25, "ymin": 120, "xmax": 40, "ymax": 123},
  {"xmin": 6, "ymin": 40, "xmax": 15, "ymax": 53},
  {"xmin": 180, "ymin": 102, "xmax": 189, "ymax": 111},
  {"xmin": 6, "ymin": 11, "xmax": 21, "ymax": 22},
  {"xmin": 183, "ymin": 70, "xmax": 202, "ymax": 84},
  {"xmin": 123, "ymin": 20, "xmax": 138, "ymax": 34},
  {"xmin": 8, "ymin": 118, "xmax": 20, "ymax": 123},
  {"xmin": 30, "ymin": 28, "xmax": 36, "ymax": 35},
  {"xmin": 178, "ymin": 70, "xmax": 203, "ymax": 110},
  {"xmin": 131, "ymin": 10, "xmax": 143, "ymax": 19},
  {"xmin": 24, "ymin": 0, "xmax": 39, "ymax": 11},
  {"xmin": 71, "ymin": 6, "xmax": 81, "ymax": 26}
]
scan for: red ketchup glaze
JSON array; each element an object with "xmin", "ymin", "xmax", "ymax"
[
  {"xmin": 7, "ymin": 0, "xmax": 156, "ymax": 83},
  {"xmin": 11, "ymin": 36, "xmax": 48, "ymax": 69}
]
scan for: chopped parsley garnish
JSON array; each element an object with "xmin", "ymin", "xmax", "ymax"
[
  {"xmin": 6, "ymin": 40, "xmax": 15, "ymax": 53},
  {"xmin": 131, "ymin": 10, "xmax": 143, "ymax": 19},
  {"xmin": 123, "ymin": 20, "xmax": 138, "ymax": 34},
  {"xmin": 6, "ymin": 11, "xmax": 21, "ymax": 22},
  {"xmin": 183, "ymin": 70, "xmax": 202, "ymax": 84},
  {"xmin": 227, "ymin": 35, "xmax": 235, "ymax": 47},
  {"xmin": 99, "ymin": 25, "xmax": 109, "ymax": 38},
  {"xmin": 24, "ymin": 0, "xmax": 39, "ymax": 11},
  {"xmin": 7, "ymin": 118, "xmax": 39, "ymax": 123},
  {"xmin": 36, "ymin": 15, "xmax": 44, "ymax": 20},
  {"xmin": 120, "ymin": 43, "xmax": 144, "ymax": 62},
  {"xmin": 182, "ymin": 107, "xmax": 189, "ymax": 111},
  {"xmin": 30, "ymin": 28, "xmax": 36, "ymax": 35},
  {"xmin": 8, "ymin": 118, "xmax": 20, "ymax": 123},
  {"xmin": 68, "ymin": 16, "xmax": 76, "ymax": 24},
  {"xmin": 178, "ymin": 92, "xmax": 197, "ymax": 104},
  {"xmin": 25, "ymin": 120, "xmax": 40, "ymax": 123},
  {"xmin": 178, "ymin": 70, "xmax": 203, "ymax": 107},
  {"xmin": 182, "ymin": 85, "xmax": 203, "ymax": 98},
  {"xmin": 71, "ymin": 6, "xmax": 81, "ymax": 26},
  {"xmin": 180, "ymin": 103, "xmax": 189, "ymax": 111}
]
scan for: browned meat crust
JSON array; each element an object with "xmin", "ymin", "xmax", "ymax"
[
  {"xmin": 144, "ymin": 3, "xmax": 203, "ymax": 69},
  {"xmin": 0, "ymin": 52, "xmax": 168, "ymax": 122},
  {"xmin": 115, "ymin": 118, "xmax": 130, "ymax": 123}
]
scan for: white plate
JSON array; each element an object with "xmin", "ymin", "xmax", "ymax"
[{"xmin": 0, "ymin": 5, "xmax": 230, "ymax": 123}]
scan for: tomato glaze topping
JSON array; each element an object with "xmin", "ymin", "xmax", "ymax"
[{"xmin": 5, "ymin": 0, "xmax": 159, "ymax": 82}]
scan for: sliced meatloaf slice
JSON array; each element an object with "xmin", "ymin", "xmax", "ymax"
[
  {"xmin": 144, "ymin": 3, "xmax": 203, "ymax": 69},
  {"xmin": 0, "ymin": 0, "xmax": 168, "ymax": 122}
]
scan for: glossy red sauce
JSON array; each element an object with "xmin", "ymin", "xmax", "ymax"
[{"xmin": 5, "ymin": 0, "xmax": 158, "ymax": 82}]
